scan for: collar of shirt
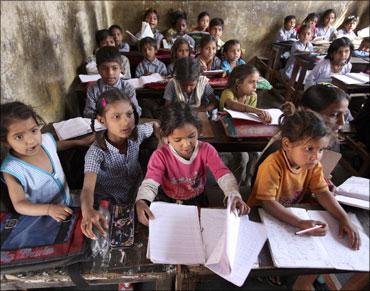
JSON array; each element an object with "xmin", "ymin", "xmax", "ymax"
[
  {"xmin": 99, "ymin": 78, "xmax": 123, "ymax": 90},
  {"xmin": 143, "ymin": 58, "xmax": 160, "ymax": 67},
  {"xmin": 105, "ymin": 137, "xmax": 130, "ymax": 154}
]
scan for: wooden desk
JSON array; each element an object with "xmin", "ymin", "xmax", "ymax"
[
  {"xmin": 332, "ymin": 76, "xmax": 370, "ymax": 95},
  {"xmin": 3, "ymin": 205, "xmax": 366, "ymax": 290},
  {"xmin": 201, "ymin": 119, "xmax": 269, "ymax": 152}
]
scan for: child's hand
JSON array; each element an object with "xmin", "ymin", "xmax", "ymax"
[
  {"xmin": 76, "ymin": 134, "xmax": 95, "ymax": 147},
  {"xmin": 339, "ymin": 217, "xmax": 360, "ymax": 250},
  {"xmin": 81, "ymin": 208, "xmax": 109, "ymax": 240},
  {"xmin": 256, "ymin": 109, "xmax": 272, "ymax": 124},
  {"xmin": 230, "ymin": 196, "xmax": 250, "ymax": 216},
  {"xmin": 136, "ymin": 199, "xmax": 154, "ymax": 226},
  {"xmin": 48, "ymin": 204, "xmax": 73, "ymax": 222},
  {"xmin": 298, "ymin": 220, "xmax": 327, "ymax": 236}
]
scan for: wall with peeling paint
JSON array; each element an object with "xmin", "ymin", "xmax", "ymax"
[{"xmin": 1, "ymin": 1, "xmax": 369, "ymax": 121}]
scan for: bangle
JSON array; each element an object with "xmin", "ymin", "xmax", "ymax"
[{"xmin": 47, "ymin": 204, "xmax": 51, "ymax": 216}]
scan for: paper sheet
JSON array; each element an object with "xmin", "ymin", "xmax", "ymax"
[
  {"xmin": 335, "ymin": 195, "xmax": 370, "ymax": 210},
  {"xmin": 79, "ymin": 73, "xmax": 125, "ymax": 83},
  {"xmin": 332, "ymin": 73, "xmax": 370, "ymax": 85},
  {"xmin": 308, "ymin": 210, "xmax": 369, "ymax": 271},
  {"xmin": 225, "ymin": 108, "xmax": 283, "ymax": 125},
  {"xmin": 126, "ymin": 73, "xmax": 164, "ymax": 89},
  {"xmin": 336, "ymin": 176, "xmax": 369, "ymax": 201},
  {"xmin": 205, "ymin": 211, "xmax": 267, "ymax": 287},
  {"xmin": 148, "ymin": 202, "xmax": 205, "ymax": 265},
  {"xmin": 53, "ymin": 117, "xmax": 105, "ymax": 140},
  {"xmin": 259, "ymin": 208, "xmax": 333, "ymax": 268}
]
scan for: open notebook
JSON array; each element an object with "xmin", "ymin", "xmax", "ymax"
[
  {"xmin": 335, "ymin": 176, "xmax": 369, "ymax": 210},
  {"xmin": 224, "ymin": 108, "xmax": 283, "ymax": 125},
  {"xmin": 53, "ymin": 117, "xmax": 105, "ymax": 140},
  {"xmin": 332, "ymin": 72, "xmax": 370, "ymax": 85},
  {"xmin": 259, "ymin": 207, "xmax": 369, "ymax": 271},
  {"xmin": 125, "ymin": 73, "xmax": 165, "ymax": 89},
  {"xmin": 148, "ymin": 202, "xmax": 267, "ymax": 287}
]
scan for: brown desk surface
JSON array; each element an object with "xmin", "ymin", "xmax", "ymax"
[{"xmin": 2, "ymin": 205, "xmax": 367, "ymax": 290}]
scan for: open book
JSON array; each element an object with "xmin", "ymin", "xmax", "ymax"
[
  {"xmin": 125, "ymin": 73, "xmax": 165, "ymax": 89},
  {"xmin": 259, "ymin": 207, "xmax": 369, "ymax": 271},
  {"xmin": 202, "ymin": 70, "xmax": 225, "ymax": 77},
  {"xmin": 78, "ymin": 73, "xmax": 125, "ymax": 83},
  {"xmin": 332, "ymin": 72, "xmax": 370, "ymax": 85},
  {"xmin": 148, "ymin": 202, "xmax": 267, "ymax": 286},
  {"xmin": 53, "ymin": 117, "xmax": 105, "ymax": 140},
  {"xmin": 335, "ymin": 176, "xmax": 369, "ymax": 210},
  {"xmin": 224, "ymin": 108, "xmax": 283, "ymax": 125},
  {"xmin": 126, "ymin": 21, "xmax": 154, "ymax": 43}
]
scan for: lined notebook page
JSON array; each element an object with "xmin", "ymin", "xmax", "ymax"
[
  {"xmin": 336, "ymin": 176, "xmax": 370, "ymax": 201},
  {"xmin": 203, "ymin": 209, "xmax": 267, "ymax": 287},
  {"xmin": 53, "ymin": 117, "xmax": 105, "ymax": 140},
  {"xmin": 308, "ymin": 210, "xmax": 369, "ymax": 271},
  {"xmin": 148, "ymin": 202, "xmax": 205, "ymax": 265},
  {"xmin": 259, "ymin": 208, "xmax": 332, "ymax": 268},
  {"xmin": 225, "ymin": 108, "xmax": 283, "ymax": 125}
]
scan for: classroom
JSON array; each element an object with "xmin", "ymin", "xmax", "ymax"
[{"xmin": 1, "ymin": 1, "xmax": 369, "ymax": 290}]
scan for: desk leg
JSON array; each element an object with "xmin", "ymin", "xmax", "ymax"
[
  {"xmin": 340, "ymin": 273, "xmax": 369, "ymax": 290},
  {"xmin": 175, "ymin": 264, "xmax": 182, "ymax": 291},
  {"xmin": 293, "ymin": 274, "xmax": 317, "ymax": 290}
]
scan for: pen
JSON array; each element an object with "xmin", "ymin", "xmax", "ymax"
[{"xmin": 295, "ymin": 225, "xmax": 323, "ymax": 235}]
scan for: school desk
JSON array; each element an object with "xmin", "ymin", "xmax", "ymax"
[
  {"xmin": 331, "ymin": 75, "xmax": 370, "ymax": 95},
  {"xmin": 2, "ymin": 205, "xmax": 368, "ymax": 291}
]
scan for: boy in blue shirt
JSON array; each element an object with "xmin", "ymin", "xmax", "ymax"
[
  {"xmin": 135, "ymin": 37, "xmax": 167, "ymax": 77},
  {"xmin": 84, "ymin": 46, "xmax": 141, "ymax": 118}
]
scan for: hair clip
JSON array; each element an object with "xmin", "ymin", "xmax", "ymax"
[
  {"xmin": 101, "ymin": 98, "xmax": 107, "ymax": 108},
  {"xmin": 318, "ymin": 82, "xmax": 337, "ymax": 88}
]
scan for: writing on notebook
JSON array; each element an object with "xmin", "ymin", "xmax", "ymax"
[
  {"xmin": 259, "ymin": 207, "xmax": 369, "ymax": 271},
  {"xmin": 148, "ymin": 202, "xmax": 267, "ymax": 287},
  {"xmin": 225, "ymin": 108, "xmax": 283, "ymax": 125}
]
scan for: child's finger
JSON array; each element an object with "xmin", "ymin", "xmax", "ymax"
[
  {"xmin": 94, "ymin": 221, "xmax": 106, "ymax": 236},
  {"xmin": 64, "ymin": 207, "xmax": 73, "ymax": 215},
  {"xmin": 144, "ymin": 207, "xmax": 155, "ymax": 220}
]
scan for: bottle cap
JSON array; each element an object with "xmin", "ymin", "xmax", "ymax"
[{"xmin": 99, "ymin": 199, "xmax": 109, "ymax": 208}]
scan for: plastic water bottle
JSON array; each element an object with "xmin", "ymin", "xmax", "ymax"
[{"xmin": 91, "ymin": 199, "xmax": 111, "ymax": 267}]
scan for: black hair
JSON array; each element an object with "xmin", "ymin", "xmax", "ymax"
[
  {"xmin": 171, "ymin": 38, "xmax": 191, "ymax": 61},
  {"xmin": 92, "ymin": 88, "xmax": 139, "ymax": 150},
  {"xmin": 222, "ymin": 39, "xmax": 241, "ymax": 54},
  {"xmin": 198, "ymin": 11, "xmax": 210, "ymax": 22},
  {"xmin": 279, "ymin": 102, "xmax": 331, "ymax": 143},
  {"xmin": 284, "ymin": 15, "xmax": 296, "ymax": 25},
  {"xmin": 95, "ymin": 29, "xmax": 112, "ymax": 45},
  {"xmin": 174, "ymin": 56, "xmax": 200, "ymax": 82},
  {"xmin": 300, "ymin": 84, "xmax": 349, "ymax": 113},
  {"xmin": 363, "ymin": 37, "xmax": 370, "ymax": 43},
  {"xmin": 199, "ymin": 34, "xmax": 216, "ymax": 49},
  {"xmin": 0, "ymin": 101, "xmax": 45, "ymax": 144},
  {"xmin": 108, "ymin": 24, "xmax": 123, "ymax": 33},
  {"xmin": 209, "ymin": 17, "xmax": 224, "ymax": 29},
  {"xmin": 160, "ymin": 102, "xmax": 202, "ymax": 137},
  {"xmin": 169, "ymin": 10, "xmax": 187, "ymax": 27},
  {"xmin": 96, "ymin": 46, "xmax": 122, "ymax": 67},
  {"xmin": 144, "ymin": 8, "xmax": 159, "ymax": 20},
  {"xmin": 227, "ymin": 64, "xmax": 259, "ymax": 95},
  {"xmin": 139, "ymin": 37, "xmax": 157, "ymax": 52},
  {"xmin": 325, "ymin": 37, "xmax": 354, "ymax": 63},
  {"xmin": 341, "ymin": 15, "xmax": 359, "ymax": 27},
  {"xmin": 302, "ymin": 12, "xmax": 319, "ymax": 25},
  {"xmin": 320, "ymin": 9, "xmax": 336, "ymax": 26},
  {"xmin": 298, "ymin": 24, "xmax": 311, "ymax": 36}
]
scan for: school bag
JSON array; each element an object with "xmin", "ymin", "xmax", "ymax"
[{"xmin": 0, "ymin": 179, "xmax": 91, "ymax": 284}]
